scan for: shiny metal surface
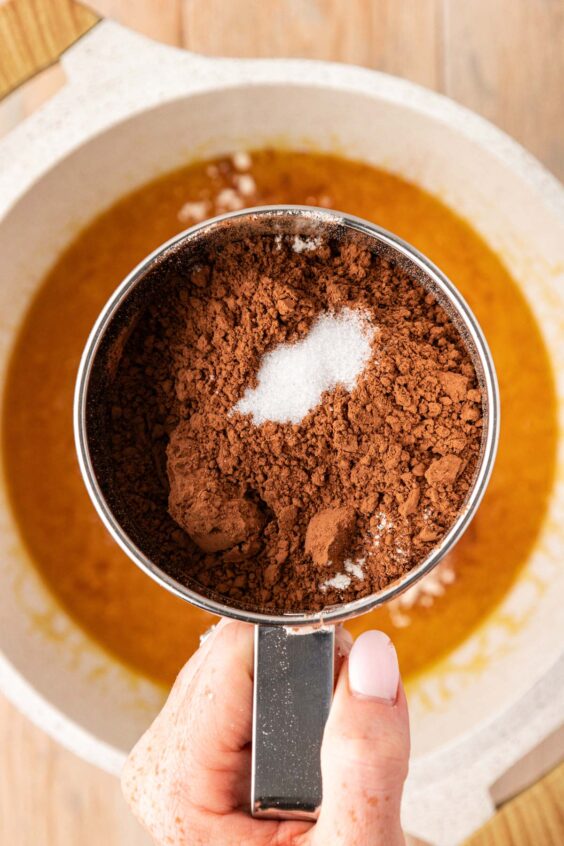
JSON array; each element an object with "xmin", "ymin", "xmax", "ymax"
[{"xmin": 252, "ymin": 626, "xmax": 334, "ymax": 820}]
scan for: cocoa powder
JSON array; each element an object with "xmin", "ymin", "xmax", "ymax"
[{"xmin": 104, "ymin": 227, "xmax": 483, "ymax": 613}]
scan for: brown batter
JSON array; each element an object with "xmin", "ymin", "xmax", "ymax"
[{"xmin": 2, "ymin": 150, "xmax": 557, "ymax": 684}]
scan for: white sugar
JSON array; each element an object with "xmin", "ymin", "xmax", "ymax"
[
  {"xmin": 178, "ymin": 200, "xmax": 209, "ymax": 223},
  {"xmin": 233, "ymin": 307, "xmax": 375, "ymax": 424},
  {"xmin": 388, "ymin": 559, "xmax": 457, "ymax": 627},
  {"xmin": 216, "ymin": 188, "xmax": 245, "ymax": 211},
  {"xmin": 376, "ymin": 512, "xmax": 391, "ymax": 530},
  {"xmin": 322, "ymin": 558, "xmax": 365, "ymax": 592},
  {"xmin": 323, "ymin": 573, "xmax": 352, "ymax": 590},
  {"xmin": 292, "ymin": 235, "xmax": 321, "ymax": 253},
  {"xmin": 234, "ymin": 173, "xmax": 256, "ymax": 196},
  {"xmin": 232, "ymin": 150, "xmax": 252, "ymax": 171},
  {"xmin": 344, "ymin": 558, "xmax": 365, "ymax": 580}
]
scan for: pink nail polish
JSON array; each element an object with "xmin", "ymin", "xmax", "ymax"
[{"xmin": 348, "ymin": 630, "xmax": 400, "ymax": 702}]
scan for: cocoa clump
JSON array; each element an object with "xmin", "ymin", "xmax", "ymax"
[
  {"xmin": 425, "ymin": 454, "xmax": 463, "ymax": 486},
  {"xmin": 103, "ymin": 227, "xmax": 484, "ymax": 613},
  {"xmin": 305, "ymin": 506, "xmax": 357, "ymax": 567},
  {"xmin": 438, "ymin": 371, "xmax": 468, "ymax": 403},
  {"xmin": 170, "ymin": 489, "xmax": 264, "ymax": 554},
  {"xmin": 168, "ymin": 432, "xmax": 265, "ymax": 554}
]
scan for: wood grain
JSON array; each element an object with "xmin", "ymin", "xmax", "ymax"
[
  {"xmin": 0, "ymin": 1, "xmax": 563, "ymax": 844},
  {"xmin": 464, "ymin": 763, "xmax": 564, "ymax": 846},
  {"xmin": 91, "ymin": 0, "xmax": 181, "ymax": 45},
  {"xmin": 181, "ymin": 0, "xmax": 443, "ymax": 88},
  {"xmin": 0, "ymin": 695, "xmax": 152, "ymax": 846},
  {"xmin": 443, "ymin": 0, "xmax": 564, "ymax": 182},
  {"xmin": 0, "ymin": 0, "xmax": 98, "ymax": 98}
]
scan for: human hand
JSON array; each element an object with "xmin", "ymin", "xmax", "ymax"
[{"xmin": 122, "ymin": 621, "xmax": 410, "ymax": 846}]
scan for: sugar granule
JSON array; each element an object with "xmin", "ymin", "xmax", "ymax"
[
  {"xmin": 321, "ymin": 558, "xmax": 365, "ymax": 592},
  {"xmin": 178, "ymin": 200, "xmax": 209, "ymax": 223},
  {"xmin": 292, "ymin": 235, "xmax": 321, "ymax": 253},
  {"xmin": 234, "ymin": 173, "xmax": 257, "ymax": 196},
  {"xmin": 233, "ymin": 307, "xmax": 376, "ymax": 424},
  {"xmin": 323, "ymin": 573, "xmax": 352, "ymax": 591},
  {"xmin": 345, "ymin": 558, "xmax": 365, "ymax": 580},
  {"xmin": 232, "ymin": 150, "xmax": 252, "ymax": 171}
]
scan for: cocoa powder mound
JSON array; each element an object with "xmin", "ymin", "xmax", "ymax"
[{"xmin": 105, "ymin": 229, "xmax": 484, "ymax": 613}]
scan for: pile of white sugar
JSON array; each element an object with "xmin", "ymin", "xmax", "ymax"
[{"xmin": 233, "ymin": 307, "xmax": 376, "ymax": 424}]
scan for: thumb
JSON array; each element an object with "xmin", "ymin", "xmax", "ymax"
[{"xmin": 312, "ymin": 630, "xmax": 409, "ymax": 846}]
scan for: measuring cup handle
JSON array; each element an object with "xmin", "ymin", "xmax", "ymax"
[{"xmin": 252, "ymin": 624, "xmax": 335, "ymax": 820}]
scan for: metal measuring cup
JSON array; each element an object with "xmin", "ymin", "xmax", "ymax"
[{"xmin": 74, "ymin": 206, "xmax": 499, "ymax": 821}]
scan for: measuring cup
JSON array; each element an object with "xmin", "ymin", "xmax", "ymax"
[{"xmin": 74, "ymin": 205, "xmax": 499, "ymax": 820}]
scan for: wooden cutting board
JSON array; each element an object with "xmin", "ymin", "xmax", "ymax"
[{"xmin": 0, "ymin": 2, "xmax": 563, "ymax": 844}]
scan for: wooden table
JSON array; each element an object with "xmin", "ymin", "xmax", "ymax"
[{"xmin": 0, "ymin": 2, "xmax": 563, "ymax": 844}]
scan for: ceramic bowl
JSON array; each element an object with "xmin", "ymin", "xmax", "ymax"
[{"xmin": 0, "ymin": 22, "xmax": 563, "ymax": 844}]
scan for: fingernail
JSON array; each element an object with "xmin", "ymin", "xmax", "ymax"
[{"xmin": 348, "ymin": 630, "xmax": 400, "ymax": 702}]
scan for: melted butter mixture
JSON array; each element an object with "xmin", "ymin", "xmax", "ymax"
[{"xmin": 2, "ymin": 150, "xmax": 557, "ymax": 685}]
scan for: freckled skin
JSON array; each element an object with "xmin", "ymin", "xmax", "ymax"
[{"xmin": 122, "ymin": 622, "xmax": 408, "ymax": 846}]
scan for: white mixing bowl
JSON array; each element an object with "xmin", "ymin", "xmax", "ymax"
[{"xmin": 0, "ymin": 22, "xmax": 563, "ymax": 844}]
